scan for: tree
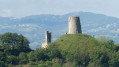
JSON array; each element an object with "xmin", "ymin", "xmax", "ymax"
[
  {"xmin": 28, "ymin": 49, "xmax": 49, "ymax": 62},
  {"xmin": 90, "ymin": 50, "xmax": 109, "ymax": 67},
  {"xmin": 0, "ymin": 51, "xmax": 6, "ymax": 62},
  {"xmin": 0, "ymin": 32, "xmax": 31, "ymax": 55},
  {"xmin": 108, "ymin": 53, "xmax": 119, "ymax": 67},
  {"xmin": 97, "ymin": 35, "xmax": 110, "ymax": 43},
  {"xmin": 18, "ymin": 52, "xmax": 28, "ymax": 64},
  {"xmin": 6, "ymin": 55, "xmax": 18, "ymax": 65}
]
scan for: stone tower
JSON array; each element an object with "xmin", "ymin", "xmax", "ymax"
[
  {"xmin": 45, "ymin": 31, "xmax": 51, "ymax": 43},
  {"xmin": 69, "ymin": 16, "xmax": 82, "ymax": 34},
  {"xmin": 42, "ymin": 31, "xmax": 52, "ymax": 48}
]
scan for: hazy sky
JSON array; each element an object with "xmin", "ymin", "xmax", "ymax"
[{"xmin": 0, "ymin": 0, "xmax": 119, "ymax": 18}]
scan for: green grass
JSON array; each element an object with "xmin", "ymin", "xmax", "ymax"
[{"xmin": 48, "ymin": 34, "xmax": 100, "ymax": 54}]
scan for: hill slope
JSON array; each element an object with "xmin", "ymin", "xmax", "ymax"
[{"xmin": 50, "ymin": 34, "xmax": 99, "ymax": 52}]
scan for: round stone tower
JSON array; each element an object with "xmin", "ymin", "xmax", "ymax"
[{"xmin": 69, "ymin": 16, "xmax": 82, "ymax": 34}]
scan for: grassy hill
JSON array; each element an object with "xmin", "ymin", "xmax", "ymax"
[
  {"xmin": 50, "ymin": 34, "xmax": 98, "ymax": 53},
  {"xmin": 45, "ymin": 34, "xmax": 119, "ymax": 67}
]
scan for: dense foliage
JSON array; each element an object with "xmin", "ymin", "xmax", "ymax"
[
  {"xmin": 1, "ymin": 33, "xmax": 119, "ymax": 67},
  {"xmin": 0, "ymin": 32, "xmax": 31, "ymax": 67}
]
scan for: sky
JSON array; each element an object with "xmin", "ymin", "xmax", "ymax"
[{"xmin": 0, "ymin": 0, "xmax": 119, "ymax": 18}]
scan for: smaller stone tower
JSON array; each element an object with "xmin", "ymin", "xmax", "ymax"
[
  {"xmin": 69, "ymin": 16, "xmax": 82, "ymax": 34},
  {"xmin": 42, "ymin": 31, "xmax": 52, "ymax": 48}
]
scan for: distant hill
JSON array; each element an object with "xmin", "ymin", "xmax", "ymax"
[{"xmin": 0, "ymin": 12, "xmax": 119, "ymax": 49}]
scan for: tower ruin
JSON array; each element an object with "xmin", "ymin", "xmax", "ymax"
[
  {"xmin": 42, "ymin": 31, "xmax": 52, "ymax": 48},
  {"xmin": 69, "ymin": 16, "xmax": 82, "ymax": 34}
]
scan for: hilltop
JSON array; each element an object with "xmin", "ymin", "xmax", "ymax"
[{"xmin": 49, "ymin": 34, "xmax": 98, "ymax": 52}]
